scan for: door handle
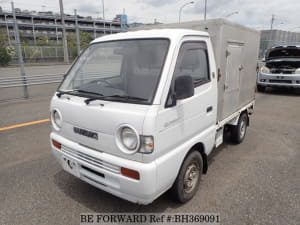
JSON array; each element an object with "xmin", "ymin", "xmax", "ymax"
[{"xmin": 206, "ymin": 106, "xmax": 213, "ymax": 113}]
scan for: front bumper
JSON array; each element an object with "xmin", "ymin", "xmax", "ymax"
[
  {"xmin": 257, "ymin": 72, "xmax": 300, "ymax": 88},
  {"xmin": 50, "ymin": 132, "xmax": 158, "ymax": 205}
]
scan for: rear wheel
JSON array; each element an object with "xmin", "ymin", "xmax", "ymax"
[
  {"xmin": 257, "ymin": 85, "xmax": 266, "ymax": 92},
  {"xmin": 171, "ymin": 151, "xmax": 203, "ymax": 203},
  {"xmin": 231, "ymin": 113, "xmax": 248, "ymax": 144}
]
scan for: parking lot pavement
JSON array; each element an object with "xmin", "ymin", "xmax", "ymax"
[
  {"xmin": 0, "ymin": 89, "xmax": 299, "ymax": 225},
  {"xmin": 0, "ymin": 96, "xmax": 52, "ymax": 127}
]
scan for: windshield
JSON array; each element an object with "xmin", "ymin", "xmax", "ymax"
[{"xmin": 59, "ymin": 39, "xmax": 169, "ymax": 104}]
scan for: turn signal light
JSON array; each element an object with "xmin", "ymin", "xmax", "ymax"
[
  {"xmin": 52, "ymin": 139, "xmax": 61, "ymax": 149},
  {"xmin": 121, "ymin": 167, "xmax": 140, "ymax": 180}
]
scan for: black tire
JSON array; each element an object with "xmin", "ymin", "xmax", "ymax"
[
  {"xmin": 231, "ymin": 113, "xmax": 248, "ymax": 144},
  {"xmin": 257, "ymin": 85, "xmax": 266, "ymax": 92},
  {"xmin": 171, "ymin": 151, "xmax": 203, "ymax": 203}
]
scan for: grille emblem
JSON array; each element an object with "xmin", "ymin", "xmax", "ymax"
[{"xmin": 73, "ymin": 127, "xmax": 98, "ymax": 140}]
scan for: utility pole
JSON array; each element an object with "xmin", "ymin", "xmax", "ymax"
[
  {"xmin": 121, "ymin": 8, "xmax": 125, "ymax": 31},
  {"xmin": 270, "ymin": 14, "xmax": 275, "ymax": 30},
  {"xmin": 204, "ymin": 0, "xmax": 207, "ymax": 21},
  {"xmin": 74, "ymin": 9, "xmax": 80, "ymax": 56},
  {"xmin": 4, "ymin": 14, "xmax": 11, "ymax": 45},
  {"xmin": 11, "ymin": 1, "xmax": 28, "ymax": 98},
  {"xmin": 32, "ymin": 16, "xmax": 36, "ymax": 46},
  {"xmin": 59, "ymin": 0, "xmax": 69, "ymax": 63}
]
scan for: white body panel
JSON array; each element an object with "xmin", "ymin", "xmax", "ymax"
[{"xmin": 50, "ymin": 27, "xmax": 256, "ymax": 204}]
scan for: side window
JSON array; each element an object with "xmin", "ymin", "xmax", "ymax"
[{"xmin": 174, "ymin": 42, "xmax": 210, "ymax": 87}]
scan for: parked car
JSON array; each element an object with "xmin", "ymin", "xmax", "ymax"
[
  {"xmin": 50, "ymin": 19, "xmax": 260, "ymax": 204},
  {"xmin": 257, "ymin": 45, "xmax": 300, "ymax": 92}
]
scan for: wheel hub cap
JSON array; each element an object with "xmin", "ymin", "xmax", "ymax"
[{"xmin": 183, "ymin": 163, "xmax": 199, "ymax": 194}]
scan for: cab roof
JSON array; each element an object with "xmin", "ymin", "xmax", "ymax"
[{"xmin": 91, "ymin": 29, "xmax": 209, "ymax": 43}]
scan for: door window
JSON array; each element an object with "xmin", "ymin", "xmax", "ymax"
[{"xmin": 174, "ymin": 42, "xmax": 210, "ymax": 87}]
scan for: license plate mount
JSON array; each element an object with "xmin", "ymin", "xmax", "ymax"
[{"xmin": 62, "ymin": 156, "xmax": 80, "ymax": 177}]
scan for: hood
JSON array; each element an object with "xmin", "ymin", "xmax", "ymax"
[
  {"xmin": 266, "ymin": 46, "xmax": 300, "ymax": 61},
  {"xmin": 50, "ymin": 95, "xmax": 150, "ymax": 161}
]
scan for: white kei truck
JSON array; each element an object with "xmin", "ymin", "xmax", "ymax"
[{"xmin": 50, "ymin": 19, "xmax": 260, "ymax": 204}]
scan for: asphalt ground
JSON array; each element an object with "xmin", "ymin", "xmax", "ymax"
[{"xmin": 0, "ymin": 88, "xmax": 299, "ymax": 225}]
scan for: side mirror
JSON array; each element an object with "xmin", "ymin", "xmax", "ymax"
[{"xmin": 175, "ymin": 75, "xmax": 194, "ymax": 100}]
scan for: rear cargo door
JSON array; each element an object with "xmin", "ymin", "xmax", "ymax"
[{"xmin": 223, "ymin": 43, "xmax": 244, "ymax": 117}]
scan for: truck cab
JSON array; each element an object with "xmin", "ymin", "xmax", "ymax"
[{"xmin": 50, "ymin": 28, "xmax": 253, "ymax": 204}]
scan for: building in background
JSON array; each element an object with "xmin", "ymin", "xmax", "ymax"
[
  {"xmin": 113, "ymin": 14, "xmax": 128, "ymax": 30},
  {"xmin": 260, "ymin": 30, "xmax": 300, "ymax": 58},
  {"xmin": 128, "ymin": 19, "xmax": 163, "ymax": 29},
  {"xmin": 0, "ymin": 8, "xmax": 128, "ymax": 46}
]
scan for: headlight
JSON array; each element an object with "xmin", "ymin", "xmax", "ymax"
[
  {"xmin": 121, "ymin": 127, "xmax": 138, "ymax": 150},
  {"xmin": 51, "ymin": 109, "xmax": 62, "ymax": 130},
  {"xmin": 260, "ymin": 66, "xmax": 270, "ymax": 74},
  {"xmin": 116, "ymin": 125, "xmax": 140, "ymax": 154},
  {"xmin": 295, "ymin": 68, "xmax": 300, "ymax": 74}
]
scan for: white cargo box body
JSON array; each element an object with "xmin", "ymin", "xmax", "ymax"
[{"xmin": 130, "ymin": 19, "xmax": 260, "ymax": 122}]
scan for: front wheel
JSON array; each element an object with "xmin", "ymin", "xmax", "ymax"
[
  {"xmin": 231, "ymin": 113, "xmax": 248, "ymax": 144},
  {"xmin": 171, "ymin": 151, "xmax": 203, "ymax": 203}
]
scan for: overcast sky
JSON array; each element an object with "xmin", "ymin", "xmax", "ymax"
[{"xmin": 1, "ymin": 0, "xmax": 300, "ymax": 31}]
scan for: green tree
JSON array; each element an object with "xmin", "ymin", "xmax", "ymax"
[
  {"xmin": 0, "ymin": 29, "xmax": 11, "ymax": 66},
  {"xmin": 80, "ymin": 31, "xmax": 93, "ymax": 49},
  {"xmin": 37, "ymin": 35, "xmax": 57, "ymax": 46},
  {"xmin": 67, "ymin": 33, "xmax": 77, "ymax": 58},
  {"xmin": 67, "ymin": 31, "xmax": 93, "ymax": 57}
]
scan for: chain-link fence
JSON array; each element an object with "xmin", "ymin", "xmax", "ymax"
[
  {"xmin": 9, "ymin": 46, "xmax": 74, "ymax": 63},
  {"xmin": 7, "ymin": 46, "xmax": 74, "ymax": 63}
]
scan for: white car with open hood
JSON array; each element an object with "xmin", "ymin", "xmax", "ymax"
[{"xmin": 258, "ymin": 45, "xmax": 300, "ymax": 92}]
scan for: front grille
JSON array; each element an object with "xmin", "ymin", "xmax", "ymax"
[
  {"xmin": 61, "ymin": 145, "xmax": 120, "ymax": 174},
  {"xmin": 270, "ymin": 68, "xmax": 295, "ymax": 74},
  {"xmin": 269, "ymin": 79, "xmax": 292, "ymax": 84}
]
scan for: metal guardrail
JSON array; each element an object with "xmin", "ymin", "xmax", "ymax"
[
  {"xmin": 0, "ymin": 73, "xmax": 64, "ymax": 88},
  {"xmin": 0, "ymin": 73, "xmax": 115, "ymax": 101}
]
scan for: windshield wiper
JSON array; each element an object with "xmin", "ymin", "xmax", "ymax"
[
  {"xmin": 105, "ymin": 95, "xmax": 148, "ymax": 102},
  {"xmin": 77, "ymin": 90, "xmax": 104, "ymax": 105},
  {"xmin": 57, "ymin": 89, "xmax": 102, "ymax": 98},
  {"xmin": 57, "ymin": 89, "xmax": 104, "ymax": 104},
  {"xmin": 84, "ymin": 97, "xmax": 104, "ymax": 105},
  {"xmin": 56, "ymin": 90, "xmax": 78, "ymax": 98},
  {"xmin": 77, "ymin": 89, "xmax": 104, "ymax": 96},
  {"xmin": 84, "ymin": 94, "xmax": 148, "ymax": 105}
]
